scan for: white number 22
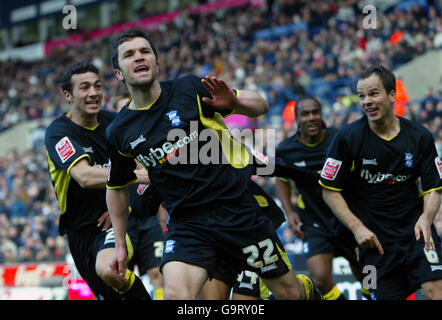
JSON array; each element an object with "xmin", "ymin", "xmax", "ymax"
[{"xmin": 242, "ymin": 238, "xmax": 278, "ymax": 268}]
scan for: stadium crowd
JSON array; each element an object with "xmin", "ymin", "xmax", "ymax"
[{"xmin": 0, "ymin": 0, "xmax": 441, "ymax": 264}]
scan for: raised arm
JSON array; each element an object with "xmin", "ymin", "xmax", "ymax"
[{"xmin": 201, "ymin": 75, "xmax": 269, "ymax": 117}]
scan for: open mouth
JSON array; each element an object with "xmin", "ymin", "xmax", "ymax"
[
  {"xmin": 307, "ymin": 123, "xmax": 319, "ymax": 131},
  {"xmin": 85, "ymin": 100, "xmax": 99, "ymax": 105},
  {"xmin": 365, "ymin": 107, "xmax": 379, "ymax": 117},
  {"xmin": 134, "ymin": 65, "xmax": 149, "ymax": 73}
]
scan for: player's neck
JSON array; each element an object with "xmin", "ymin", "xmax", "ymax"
[
  {"xmin": 299, "ymin": 128, "xmax": 326, "ymax": 146},
  {"xmin": 368, "ymin": 115, "xmax": 400, "ymax": 140},
  {"xmin": 127, "ymin": 81, "xmax": 161, "ymax": 110},
  {"xmin": 66, "ymin": 111, "xmax": 98, "ymax": 129}
]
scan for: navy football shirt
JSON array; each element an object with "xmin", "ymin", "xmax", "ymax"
[
  {"xmin": 106, "ymin": 75, "xmax": 255, "ymax": 217},
  {"xmin": 276, "ymin": 128, "xmax": 341, "ymax": 235},
  {"xmin": 320, "ymin": 116, "xmax": 442, "ymax": 241}
]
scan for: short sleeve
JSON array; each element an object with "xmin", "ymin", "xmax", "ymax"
[
  {"xmin": 418, "ymin": 131, "xmax": 442, "ymax": 193},
  {"xmin": 45, "ymin": 130, "xmax": 89, "ymax": 175},
  {"xmin": 319, "ymin": 130, "xmax": 353, "ymax": 191},
  {"xmin": 106, "ymin": 140, "xmax": 137, "ymax": 189}
]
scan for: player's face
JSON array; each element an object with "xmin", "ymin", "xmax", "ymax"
[
  {"xmin": 115, "ymin": 37, "xmax": 158, "ymax": 86},
  {"xmin": 296, "ymin": 99, "xmax": 323, "ymax": 138},
  {"xmin": 357, "ymin": 74, "xmax": 395, "ymax": 123},
  {"xmin": 67, "ymin": 72, "xmax": 102, "ymax": 116}
]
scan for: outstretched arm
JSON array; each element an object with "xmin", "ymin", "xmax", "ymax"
[{"xmin": 201, "ymin": 75, "xmax": 268, "ymax": 117}]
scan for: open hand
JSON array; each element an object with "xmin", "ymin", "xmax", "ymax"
[{"xmin": 201, "ymin": 75, "xmax": 238, "ymax": 110}]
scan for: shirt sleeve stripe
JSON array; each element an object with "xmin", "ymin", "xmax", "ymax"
[
  {"xmin": 66, "ymin": 154, "xmax": 90, "ymax": 176},
  {"xmin": 106, "ymin": 178, "xmax": 138, "ymax": 190},
  {"xmin": 318, "ymin": 180, "xmax": 343, "ymax": 192},
  {"xmin": 422, "ymin": 186, "xmax": 442, "ymax": 195},
  {"xmin": 117, "ymin": 150, "xmax": 133, "ymax": 157}
]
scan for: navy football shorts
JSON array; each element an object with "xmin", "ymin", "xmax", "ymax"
[
  {"xmin": 359, "ymin": 226, "xmax": 442, "ymax": 300},
  {"xmin": 160, "ymin": 206, "xmax": 292, "ymax": 281},
  {"xmin": 301, "ymin": 224, "xmax": 359, "ymax": 267},
  {"xmin": 128, "ymin": 216, "xmax": 164, "ymax": 274}
]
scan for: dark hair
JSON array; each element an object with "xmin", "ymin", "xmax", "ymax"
[
  {"xmin": 60, "ymin": 61, "xmax": 99, "ymax": 94},
  {"xmin": 295, "ymin": 96, "xmax": 322, "ymax": 118},
  {"xmin": 111, "ymin": 28, "xmax": 158, "ymax": 70},
  {"xmin": 358, "ymin": 65, "xmax": 396, "ymax": 94}
]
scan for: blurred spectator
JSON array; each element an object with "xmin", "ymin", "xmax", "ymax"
[
  {"xmin": 0, "ymin": 144, "xmax": 68, "ymax": 263},
  {"xmin": 420, "ymin": 87, "xmax": 439, "ymax": 112},
  {"xmin": 436, "ymin": 129, "xmax": 442, "ymax": 157},
  {"xmin": 0, "ymin": 234, "xmax": 18, "ymax": 263},
  {"xmin": 9, "ymin": 194, "xmax": 28, "ymax": 219}
]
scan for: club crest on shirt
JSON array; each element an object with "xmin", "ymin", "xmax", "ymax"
[
  {"xmin": 55, "ymin": 136, "xmax": 75, "ymax": 163},
  {"xmin": 404, "ymin": 153, "xmax": 414, "ymax": 168},
  {"xmin": 166, "ymin": 110, "xmax": 183, "ymax": 127},
  {"xmin": 321, "ymin": 158, "xmax": 342, "ymax": 180}
]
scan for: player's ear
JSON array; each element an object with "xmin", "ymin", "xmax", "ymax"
[
  {"xmin": 389, "ymin": 90, "xmax": 396, "ymax": 104},
  {"xmin": 114, "ymin": 69, "xmax": 125, "ymax": 81},
  {"xmin": 63, "ymin": 90, "xmax": 73, "ymax": 104}
]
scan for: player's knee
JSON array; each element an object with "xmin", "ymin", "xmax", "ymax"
[
  {"xmin": 163, "ymin": 285, "xmax": 191, "ymax": 300},
  {"xmin": 309, "ymin": 272, "xmax": 332, "ymax": 293},
  {"xmin": 95, "ymin": 264, "xmax": 121, "ymax": 288},
  {"xmin": 262, "ymin": 274, "xmax": 304, "ymax": 300},
  {"xmin": 273, "ymin": 283, "xmax": 303, "ymax": 300}
]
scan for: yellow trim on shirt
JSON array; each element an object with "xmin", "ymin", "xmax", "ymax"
[
  {"xmin": 66, "ymin": 154, "xmax": 90, "ymax": 176},
  {"xmin": 117, "ymin": 150, "xmax": 133, "ymax": 158},
  {"xmin": 106, "ymin": 178, "xmax": 138, "ymax": 190},
  {"xmin": 422, "ymin": 186, "xmax": 442, "ymax": 195},
  {"xmin": 318, "ymin": 180, "xmax": 343, "ymax": 192}
]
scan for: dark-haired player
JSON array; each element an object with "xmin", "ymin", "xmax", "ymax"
[
  {"xmin": 320, "ymin": 65, "xmax": 442, "ymax": 300},
  {"xmin": 105, "ymin": 28, "xmax": 321, "ymax": 300},
  {"xmin": 275, "ymin": 96, "xmax": 368, "ymax": 300},
  {"xmin": 45, "ymin": 61, "xmax": 150, "ymax": 299}
]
